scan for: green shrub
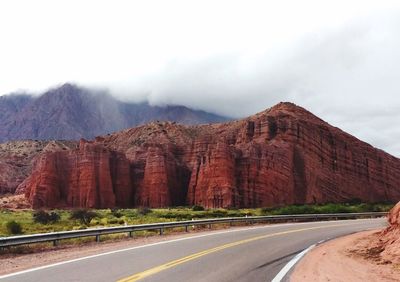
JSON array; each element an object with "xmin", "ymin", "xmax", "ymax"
[
  {"xmin": 108, "ymin": 218, "xmax": 119, "ymax": 224},
  {"xmin": 260, "ymin": 207, "xmax": 274, "ymax": 215},
  {"xmin": 89, "ymin": 219, "xmax": 99, "ymax": 226},
  {"xmin": 208, "ymin": 209, "xmax": 228, "ymax": 217},
  {"xmin": 70, "ymin": 209, "xmax": 98, "ymax": 225},
  {"xmin": 111, "ymin": 208, "xmax": 123, "ymax": 218},
  {"xmin": 192, "ymin": 205, "xmax": 205, "ymax": 211},
  {"xmin": 137, "ymin": 207, "xmax": 152, "ymax": 216},
  {"xmin": 226, "ymin": 210, "xmax": 243, "ymax": 217},
  {"xmin": 5, "ymin": 220, "xmax": 22, "ymax": 235},
  {"xmin": 49, "ymin": 212, "xmax": 61, "ymax": 222},
  {"xmin": 318, "ymin": 204, "xmax": 352, "ymax": 214},
  {"xmin": 33, "ymin": 210, "xmax": 61, "ymax": 224}
]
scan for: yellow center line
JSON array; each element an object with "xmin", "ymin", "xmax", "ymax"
[{"xmin": 117, "ymin": 223, "xmax": 350, "ymax": 282}]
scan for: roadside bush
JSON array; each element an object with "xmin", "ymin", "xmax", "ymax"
[
  {"xmin": 89, "ymin": 219, "xmax": 99, "ymax": 226},
  {"xmin": 269, "ymin": 205, "xmax": 317, "ymax": 215},
  {"xmin": 72, "ymin": 225, "xmax": 87, "ymax": 230},
  {"xmin": 158, "ymin": 212, "xmax": 192, "ymax": 220},
  {"xmin": 260, "ymin": 207, "xmax": 275, "ymax": 214},
  {"xmin": 108, "ymin": 218, "xmax": 119, "ymax": 224},
  {"xmin": 5, "ymin": 220, "xmax": 22, "ymax": 235},
  {"xmin": 208, "ymin": 209, "xmax": 228, "ymax": 217},
  {"xmin": 111, "ymin": 208, "xmax": 123, "ymax": 218},
  {"xmin": 226, "ymin": 210, "xmax": 243, "ymax": 217},
  {"xmin": 33, "ymin": 210, "xmax": 61, "ymax": 224},
  {"xmin": 192, "ymin": 205, "xmax": 205, "ymax": 211},
  {"xmin": 318, "ymin": 204, "xmax": 352, "ymax": 214},
  {"xmin": 100, "ymin": 218, "xmax": 108, "ymax": 225},
  {"xmin": 137, "ymin": 207, "xmax": 152, "ymax": 216},
  {"xmin": 70, "ymin": 209, "xmax": 98, "ymax": 225}
]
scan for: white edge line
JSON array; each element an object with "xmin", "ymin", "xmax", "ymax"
[
  {"xmin": 0, "ymin": 218, "xmax": 377, "ymax": 280},
  {"xmin": 271, "ymin": 243, "xmax": 318, "ymax": 282},
  {"xmin": 271, "ymin": 223, "xmax": 386, "ymax": 282},
  {"xmin": 0, "ymin": 222, "xmax": 308, "ymax": 279}
]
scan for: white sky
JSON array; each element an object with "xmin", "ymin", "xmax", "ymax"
[{"xmin": 1, "ymin": 0, "xmax": 400, "ymax": 156}]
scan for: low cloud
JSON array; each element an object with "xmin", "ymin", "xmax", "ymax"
[
  {"xmin": 102, "ymin": 12, "xmax": 400, "ymax": 156},
  {"xmin": 1, "ymin": 2, "xmax": 400, "ymax": 156}
]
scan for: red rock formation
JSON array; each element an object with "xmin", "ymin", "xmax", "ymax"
[
  {"xmin": 0, "ymin": 140, "xmax": 76, "ymax": 194},
  {"xmin": 22, "ymin": 102, "xmax": 400, "ymax": 208},
  {"xmin": 364, "ymin": 202, "xmax": 400, "ymax": 265},
  {"xmin": 25, "ymin": 139, "xmax": 132, "ymax": 209}
]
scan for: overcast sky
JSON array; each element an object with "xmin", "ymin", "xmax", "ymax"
[{"xmin": 1, "ymin": 0, "xmax": 400, "ymax": 156}]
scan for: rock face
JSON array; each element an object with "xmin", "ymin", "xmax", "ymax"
[
  {"xmin": 24, "ymin": 140, "xmax": 132, "ymax": 208},
  {"xmin": 22, "ymin": 102, "xmax": 400, "ymax": 208},
  {"xmin": 0, "ymin": 140, "xmax": 76, "ymax": 194},
  {"xmin": 388, "ymin": 202, "xmax": 400, "ymax": 227},
  {"xmin": 367, "ymin": 202, "xmax": 400, "ymax": 265},
  {"xmin": 0, "ymin": 83, "xmax": 228, "ymax": 142}
]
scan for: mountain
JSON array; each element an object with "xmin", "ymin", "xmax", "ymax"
[
  {"xmin": 20, "ymin": 102, "xmax": 400, "ymax": 209},
  {"xmin": 0, "ymin": 83, "xmax": 228, "ymax": 142}
]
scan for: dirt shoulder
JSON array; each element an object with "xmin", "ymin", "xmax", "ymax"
[{"xmin": 291, "ymin": 229, "xmax": 400, "ymax": 282}]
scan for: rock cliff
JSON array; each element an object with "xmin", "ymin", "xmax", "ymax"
[
  {"xmin": 0, "ymin": 140, "xmax": 76, "ymax": 194},
  {"xmin": 362, "ymin": 202, "xmax": 400, "ymax": 266},
  {"xmin": 22, "ymin": 102, "xmax": 400, "ymax": 208}
]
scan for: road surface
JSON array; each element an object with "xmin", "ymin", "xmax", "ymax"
[{"xmin": 0, "ymin": 218, "xmax": 386, "ymax": 282}]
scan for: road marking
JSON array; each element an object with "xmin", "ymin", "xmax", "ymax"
[
  {"xmin": 0, "ymin": 221, "xmax": 349, "ymax": 280},
  {"xmin": 271, "ymin": 243, "xmax": 317, "ymax": 282},
  {"xmin": 0, "ymin": 219, "xmax": 379, "ymax": 280},
  {"xmin": 117, "ymin": 223, "xmax": 349, "ymax": 282},
  {"xmin": 271, "ymin": 227, "xmax": 384, "ymax": 282}
]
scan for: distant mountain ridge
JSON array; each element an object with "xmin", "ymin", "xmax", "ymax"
[{"xmin": 0, "ymin": 83, "xmax": 228, "ymax": 141}]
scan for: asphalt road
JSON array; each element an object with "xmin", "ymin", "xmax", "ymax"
[{"xmin": 0, "ymin": 218, "xmax": 386, "ymax": 282}]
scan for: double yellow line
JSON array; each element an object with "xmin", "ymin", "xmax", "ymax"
[{"xmin": 118, "ymin": 223, "xmax": 347, "ymax": 282}]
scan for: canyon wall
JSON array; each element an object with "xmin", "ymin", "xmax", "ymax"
[{"xmin": 21, "ymin": 102, "xmax": 400, "ymax": 208}]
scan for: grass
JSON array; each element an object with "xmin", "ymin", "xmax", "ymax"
[
  {"xmin": 0, "ymin": 202, "xmax": 393, "ymax": 237},
  {"xmin": 0, "ymin": 202, "xmax": 393, "ymax": 254}
]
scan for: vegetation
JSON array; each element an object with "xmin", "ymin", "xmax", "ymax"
[
  {"xmin": 70, "ymin": 209, "xmax": 99, "ymax": 225},
  {"xmin": 33, "ymin": 210, "xmax": 61, "ymax": 224},
  {"xmin": 259, "ymin": 202, "xmax": 391, "ymax": 215},
  {"xmin": 4, "ymin": 220, "xmax": 23, "ymax": 235},
  {"xmin": 137, "ymin": 206, "xmax": 152, "ymax": 216},
  {"xmin": 0, "ymin": 202, "xmax": 393, "ymax": 237}
]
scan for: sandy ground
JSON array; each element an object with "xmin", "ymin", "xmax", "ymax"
[
  {"xmin": 0, "ymin": 225, "xmax": 241, "ymax": 276},
  {"xmin": 291, "ymin": 229, "xmax": 400, "ymax": 282}
]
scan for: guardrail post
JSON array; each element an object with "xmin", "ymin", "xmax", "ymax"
[
  {"xmin": 229, "ymin": 220, "xmax": 233, "ymax": 226},
  {"xmin": 160, "ymin": 228, "xmax": 164, "ymax": 235},
  {"xmin": 96, "ymin": 235, "xmax": 100, "ymax": 242},
  {"xmin": 53, "ymin": 240, "xmax": 59, "ymax": 247},
  {"xmin": 185, "ymin": 225, "xmax": 188, "ymax": 232},
  {"xmin": 208, "ymin": 224, "xmax": 212, "ymax": 229},
  {"xmin": 129, "ymin": 231, "xmax": 134, "ymax": 238}
]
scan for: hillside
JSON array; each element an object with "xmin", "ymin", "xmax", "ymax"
[{"xmin": 20, "ymin": 102, "xmax": 400, "ymax": 209}]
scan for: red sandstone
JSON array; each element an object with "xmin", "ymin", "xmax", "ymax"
[{"xmin": 21, "ymin": 102, "xmax": 400, "ymax": 208}]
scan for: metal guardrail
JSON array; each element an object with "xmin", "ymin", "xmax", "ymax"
[{"xmin": 0, "ymin": 212, "xmax": 387, "ymax": 248}]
